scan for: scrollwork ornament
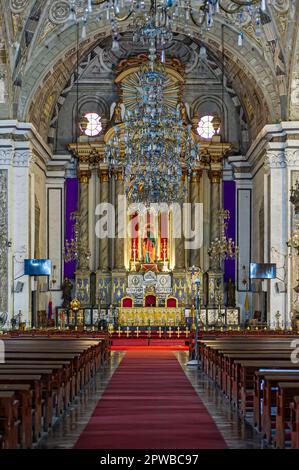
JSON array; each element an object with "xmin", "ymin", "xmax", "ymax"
[
  {"xmin": 0, "ymin": 170, "xmax": 8, "ymax": 321},
  {"xmin": 9, "ymin": 0, "xmax": 29, "ymax": 14},
  {"xmin": 49, "ymin": 1, "xmax": 71, "ymax": 25},
  {"xmin": 0, "ymin": 150, "xmax": 13, "ymax": 166},
  {"xmin": 13, "ymin": 151, "xmax": 33, "ymax": 167},
  {"xmin": 271, "ymin": 0, "xmax": 290, "ymax": 14},
  {"xmin": 264, "ymin": 152, "xmax": 286, "ymax": 169},
  {"xmin": 285, "ymin": 149, "xmax": 299, "ymax": 167}
]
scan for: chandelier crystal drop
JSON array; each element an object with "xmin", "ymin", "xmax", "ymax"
[
  {"xmin": 66, "ymin": 1, "xmax": 268, "ymax": 45},
  {"xmin": 106, "ymin": 60, "xmax": 199, "ymax": 206}
]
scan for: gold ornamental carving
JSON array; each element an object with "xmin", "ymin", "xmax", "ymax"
[
  {"xmin": 208, "ymin": 170, "xmax": 222, "ymax": 184},
  {"xmin": 78, "ymin": 170, "xmax": 91, "ymax": 184},
  {"xmin": 98, "ymin": 169, "xmax": 109, "ymax": 182},
  {"xmin": 113, "ymin": 168, "xmax": 124, "ymax": 181},
  {"xmin": 191, "ymin": 169, "xmax": 203, "ymax": 183}
]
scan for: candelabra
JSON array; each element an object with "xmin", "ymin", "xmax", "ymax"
[
  {"xmin": 208, "ymin": 209, "xmax": 239, "ymax": 270},
  {"xmin": 64, "ymin": 212, "xmax": 91, "ymax": 263}
]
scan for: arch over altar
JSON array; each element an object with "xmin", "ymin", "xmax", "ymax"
[{"xmin": 68, "ymin": 54, "xmax": 236, "ymax": 327}]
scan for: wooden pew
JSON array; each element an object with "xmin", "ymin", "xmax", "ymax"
[
  {"xmin": 0, "ymin": 384, "xmax": 32, "ymax": 449},
  {"xmin": 234, "ymin": 361, "xmax": 299, "ymax": 415},
  {"xmin": 290, "ymin": 396, "xmax": 299, "ymax": 449},
  {"xmin": 0, "ymin": 337, "xmax": 109, "ymax": 448},
  {"xmin": 0, "ymin": 375, "xmax": 42, "ymax": 443},
  {"xmin": 0, "ymin": 391, "xmax": 20, "ymax": 449},
  {"xmin": 275, "ymin": 382, "xmax": 299, "ymax": 448},
  {"xmin": 0, "ymin": 367, "xmax": 63, "ymax": 431},
  {"xmin": 253, "ymin": 371, "xmax": 299, "ymax": 442}
]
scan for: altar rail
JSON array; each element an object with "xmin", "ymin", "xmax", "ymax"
[{"xmin": 118, "ymin": 307, "xmax": 184, "ymax": 326}]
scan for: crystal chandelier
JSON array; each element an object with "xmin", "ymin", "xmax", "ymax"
[
  {"xmin": 208, "ymin": 209, "xmax": 239, "ymax": 269},
  {"xmin": 106, "ymin": 59, "xmax": 199, "ymax": 206},
  {"xmin": 66, "ymin": 1, "xmax": 268, "ymax": 46},
  {"xmin": 64, "ymin": 212, "xmax": 91, "ymax": 263}
]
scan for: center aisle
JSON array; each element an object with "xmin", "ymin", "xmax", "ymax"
[{"xmin": 75, "ymin": 349, "xmax": 227, "ymax": 449}]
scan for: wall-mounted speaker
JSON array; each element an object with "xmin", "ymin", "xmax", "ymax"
[
  {"xmin": 14, "ymin": 281, "xmax": 24, "ymax": 293},
  {"xmin": 275, "ymin": 282, "xmax": 287, "ymax": 293}
]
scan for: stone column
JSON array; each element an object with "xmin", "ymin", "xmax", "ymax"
[
  {"xmin": 114, "ymin": 169, "xmax": 125, "ymax": 270},
  {"xmin": 98, "ymin": 168, "xmax": 110, "ymax": 271},
  {"xmin": 78, "ymin": 169, "xmax": 91, "ymax": 271},
  {"xmin": 189, "ymin": 169, "xmax": 202, "ymax": 268},
  {"xmin": 174, "ymin": 173, "xmax": 186, "ymax": 271},
  {"xmin": 209, "ymin": 169, "xmax": 222, "ymax": 244}
]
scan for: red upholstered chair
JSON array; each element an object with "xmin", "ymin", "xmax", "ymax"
[
  {"xmin": 165, "ymin": 296, "xmax": 178, "ymax": 308},
  {"xmin": 121, "ymin": 297, "xmax": 134, "ymax": 308},
  {"xmin": 145, "ymin": 294, "xmax": 156, "ymax": 307}
]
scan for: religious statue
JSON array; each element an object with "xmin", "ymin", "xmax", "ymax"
[
  {"xmin": 62, "ymin": 277, "xmax": 73, "ymax": 308},
  {"xmin": 226, "ymin": 277, "xmax": 236, "ymax": 307},
  {"xmin": 143, "ymin": 228, "xmax": 156, "ymax": 264}
]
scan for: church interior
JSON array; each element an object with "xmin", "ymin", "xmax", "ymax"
[{"xmin": 1, "ymin": 0, "xmax": 299, "ymax": 453}]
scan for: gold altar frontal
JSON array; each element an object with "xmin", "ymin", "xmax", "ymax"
[{"xmin": 118, "ymin": 307, "xmax": 184, "ymax": 327}]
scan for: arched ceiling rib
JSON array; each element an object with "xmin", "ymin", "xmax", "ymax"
[{"xmin": 0, "ymin": 0, "xmax": 298, "ymax": 140}]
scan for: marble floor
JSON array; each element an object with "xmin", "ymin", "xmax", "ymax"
[
  {"xmin": 40, "ymin": 350, "xmax": 267, "ymax": 449},
  {"xmin": 176, "ymin": 351, "xmax": 267, "ymax": 449},
  {"xmin": 39, "ymin": 351, "xmax": 125, "ymax": 449}
]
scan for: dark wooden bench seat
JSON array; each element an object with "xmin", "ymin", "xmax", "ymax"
[
  {"xmin": 275, "ymin": 382, "xmax": 299, "ymax": 448},
  {"xmin": 0, "ymin": 336, "xmax": 110, "ymax": 448},
  {"xmin": 290, "ymin": 396, "xmax": 299, "ymax": 449},
  {"xmin": 0, "ymin": 384, "xmax": 32, "ymax": 449},
  {"xmin": 253, "ymin": 371, "xmax": 299, "ymax": 442},
  {"xmin": 0, "ymin": 391, "xmax": 20, "ymax": 449}
]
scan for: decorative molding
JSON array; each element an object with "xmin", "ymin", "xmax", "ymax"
[
  {"xmin": 13, "ymin": 150, "xmax": 33, "ymax": 167},
  {"xmin": 0, "ymin": 149, "xmax": 13, "ymax": 165},
  {"xmin": 264, "ymin": 152, "xmax": 286, "ymax": 169},
  {"xmin": 9, "ymin": 0, "xmax": 29, "ymax": 14},
  {"xmin": 49, "ymin": 1, "xmax": 71, "ymax": 25},
  {"xmin": 0, "ymin": 169, "xmax": 8, "ymax": 323},
  {"xmin": 285, "ymin": 149, "xmax": 299, "ymax": 167}
]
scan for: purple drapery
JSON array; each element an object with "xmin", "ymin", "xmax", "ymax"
[
  {"xmin": 223, "ymin": 180, "xmax": 236, "ymax": 283},
  {"xmin": 64, "ymin": 178, "xmax": 78, "ymax": 280}
]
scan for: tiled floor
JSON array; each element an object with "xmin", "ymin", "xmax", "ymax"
[{"xmin": 40, "ymin": 350, "xmax": 267, "ymax": 449}]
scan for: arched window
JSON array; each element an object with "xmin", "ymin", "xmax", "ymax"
[
  {"xmin": 196, "ymin": 115, "xmax": 218, "ymax": 140},
  {"xmin": 80, "ymin": 112, "xmax": 102, "ymax": 137}
]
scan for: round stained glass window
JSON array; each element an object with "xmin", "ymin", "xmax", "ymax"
[
  {"xmin": 196, "ymin": 115, "xmax": 218, "ymax": 140},
  {"xmin": 81, "ymin": 112, "xmax": 102, "ymax": 137}
]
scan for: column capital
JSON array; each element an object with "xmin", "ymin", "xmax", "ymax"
[
  {"xmin": 190, "ymin": 169, "xmax": 203, "ymax": 183},
  {"xmin": 208, "ymin": 170, "xmax": 222, "ymax": 184},
  {"xmin": 113, "ymin": 168, "xmax": 124, "ymax": 181},
  {"xmin": 78, "ymin": 169, "xmax": 91, "ymax": 184},
  {"xmin": 264, "ymin": 151, "xmax": 286, "ymax": 170},
  {"xmin": 98, "ymin": 168, "xmax": 109, "ymax": 182}
]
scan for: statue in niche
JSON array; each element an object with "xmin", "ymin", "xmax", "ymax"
[
  {"xmin": 226, "ymin": 277, "xmax": 236, "ymax": 307},
  {"xmin": 62, "ymin": 278, "xmax": 73, "ymax": 308},
  {"xmin": 143, "ymin": 225, "xmax": 156, "ymax": 264}
]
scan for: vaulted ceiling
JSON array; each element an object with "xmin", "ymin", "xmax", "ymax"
[{"xmin": 0, "ymin": 0, "xmax": 299, "ymax": 145}]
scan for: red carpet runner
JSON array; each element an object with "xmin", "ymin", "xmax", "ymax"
[{"xmin": 75, "ymin": 350, "xmax": 227, "ymax": 449}]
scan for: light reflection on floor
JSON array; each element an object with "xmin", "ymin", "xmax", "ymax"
[{"xmin": 40, "ymin": 350, "xmax": 267, "ymax": 449}]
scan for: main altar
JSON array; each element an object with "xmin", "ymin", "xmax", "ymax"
[{"xmin": 65, "ymin": 54, "xmax": 239, "ymax": 328}]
